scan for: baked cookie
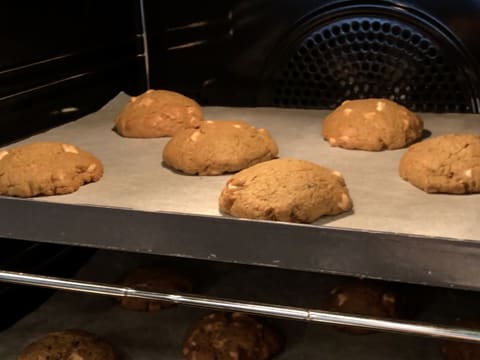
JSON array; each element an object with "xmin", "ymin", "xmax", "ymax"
[
  {"xmin": 115, "ymin": 89, "xmax": 203, "ymax": 137},
  {"xmin": 322, "ymin": 98, "xmax": 423, "ymax": 151},
  {"xmin": 182, "ymin": 312, "xmax": 281, "ymax": 360},
  {"xmin": 163, "ymin": 120, "xmax": 278, "ymax": 175},
  {"xmin": 399, "ymin": 134, "xmax": 480, "ymax": 194},
  {"xmin": 0, "ymin": 142, "xmax": 103, "ymax": 198},
  {"xmin": 219, "ymin": 158, "xmax": 352, "ymax": 223},
  {"xmin": 118, "ymin": 266, "xmax": 193, "ymax": 311},
  {"xmin": 441, "ymin": 320, "xmax": 480, "ymax": 360},
  {"xmin": 17, "ymin": 329, "xmax": 118, "ymax": 360},
  {"xmin": 328, "ymin": 281, "xmax": 397, "ymax": 334}
]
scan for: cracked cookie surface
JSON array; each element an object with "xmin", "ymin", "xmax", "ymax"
[
  {"xmin": 322, "ymin": 98, "xmax": 423, "ymax": 151},
  {"xmin": 115, "ymin": 89, "xmax": 203, "ymax": 138},
  {"xmin": 163, "ymin": 120, "xmax": 278, "ymax": 175},
  {"xmin": 182, "ymin": 312, "xmax": 281, "ymax": 360},
  {"xmin": 0, "ymin": 142, "xmax": 103, "ymax": 198},
  {"xmin": 219, "ymin": 158, "xmax": 352, "ymax": 223},
  {"xmin": 17, "ymin": 329, "xmax": 118, "ymax": 360},
  {"xmin": 399, "ymin": 134, "xmax": 480, "ymax": 193}
]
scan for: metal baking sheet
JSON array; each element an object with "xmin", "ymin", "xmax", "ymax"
[
  {"xmin": 0, "ymin": 93, "xmax": 480, "ymax": 289},
  {"xmin": 0, "ymin": 250, "xmax": 452, "ymax": 359}
]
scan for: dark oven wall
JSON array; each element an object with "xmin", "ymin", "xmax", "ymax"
[
  {"xmin": 145, "ymin": 0, "xmax": 480, "ymax": 113},
  {"xmin": 0, "ymin": 0, "xmax": 146, "ymax": 145}
]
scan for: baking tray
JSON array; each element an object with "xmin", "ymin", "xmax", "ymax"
[
  {"xmin": 0, "ymin": 250, "xmax": 467, "ymax": 360},
  {"xmin": 0, "ymin": 93, "xmax": 479, "ymax": 289}
]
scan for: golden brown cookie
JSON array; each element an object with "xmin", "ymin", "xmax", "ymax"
[
  {"xmin": 328, "ymin": 281, "xmax": 397, "ymax": 335},
  {"xmin": 182, "ymin": 312, "xmax": 281, "ymax": 360},
  {"xmin": 17, "ymin": 329, "xmax": 118, "ymax": 360},
  {"xmin": 0, "ymin": 142, "xmax": 103, "ymax": 198},
  {"xmin": 162, "ymin": 120, "xmax": 278, "ymax": 175},
  {"xmin": 399, "ymin": 134, "xmax": 480, "ymax": 194},
  {"xmin": 118, "ymin": 267, "xmax": 193, "ymax": 311},
  {"xmin": 115, "ymin": 89, "xmax": 203, "ymax": 138},
  {"xmin": 219, "ymin": 158, "xmax": 352, "ymax": 223},
  {"xmin": 441, "ymin": 320, "xmax": 480, "ymax": 360},
  {"xmin": 322, "ymin": 98, "xmax": 423, "ymax": 151}
]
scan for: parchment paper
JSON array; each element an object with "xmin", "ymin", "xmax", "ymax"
[{"xmin": 2, "ymin": 93, "xmax": 480, "ymax": 241}]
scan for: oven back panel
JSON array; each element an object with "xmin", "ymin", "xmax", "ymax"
[{"xmin": 145, "ymin": 0, "xmax": 480, "ymax": 112}]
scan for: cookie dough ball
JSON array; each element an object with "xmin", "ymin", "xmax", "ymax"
[
  {"xmin": 219, "ymin": 158, "xmax": 352, "ymax": 223},
  {"xmin": 17, "ymin": 329, "xmax": 118, "ymax": 360},
  {"xmin": 163, "ymin": 120, "xmax": 278, "ymax": 175},
  {"xmin": 118, "ymin": 267, "xmax": 193, "ymax": 311},
  {"xmin": 399, "ymin": 134, "xmax": 480, "ymax": 194},
  {"xmin": 322, "ymin": 98, "xmax": 423, "ymax": 151},
  {"xmin": 441, "ymin": 320, "xmax": 480, "ymax": 360},
  {"xmin": 0, "ymin": 142, "xmax": 103, "ymax": 198},
  {"xmin": 182, "ymin": 312, "xmax": 281, "ymax": 360},
  {"xmin": 328, "ymin": 281, "xmax": 397, "ymax": 334},
  {"xmin": 115, "ymin": 89, "xmax": 203, "ymax": 137}
]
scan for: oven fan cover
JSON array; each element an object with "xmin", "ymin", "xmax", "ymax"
[{"xmin": 265, "ymin": 6, "xmax": 479, "ymax": 113}]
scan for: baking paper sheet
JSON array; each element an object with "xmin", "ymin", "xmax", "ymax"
[
  {"xmin": 2, "ymin": 93, "xmax": 480, "ymax": 241},
  {"xmin": 0, "ymin": 250, "xmax": 450, "ymax": 359}
]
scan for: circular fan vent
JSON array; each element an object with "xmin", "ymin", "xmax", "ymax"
[{"xmin": 269, "ymin": 15, "xmax": 477, "ymax": 112}]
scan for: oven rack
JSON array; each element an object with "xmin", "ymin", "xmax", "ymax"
[{"xmin": 0, "ymin": 93, "xmax": 479, "ymax": 291}]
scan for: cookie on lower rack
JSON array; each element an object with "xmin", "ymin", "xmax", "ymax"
[
  {"xmin": 17, "ymin": 329, "xmax": 118, "ymax": 360},
  {"xmin": 441, "ymin": 320, "xmax": 480, "ymax": 360},
  {"xmin": 328, "ymin": 281, "xmax": 397, "ymax": 334},
  {"xmin": 322, "ymin": 98, "xmax": 423, "ymax": 151},
  {"xmin": 118, "ymin": 266, "xmax": 193, "ymax": 311},
  {"xmin": 182, "ymin": 312, "xmax": 282, "ymax": 360},
  {"xmin": 219, "ymin": 158, "xmax": 353, "ymax": 223},
  {"xmin": 0, "ymin": 141, "xmax": 103, "ymax": 198},
  {"xmin": 115, "ymin": 89, "xmax": 203, "ymax": 138},
  {"xmin": 399, "ymin": 134, "xmax": 480, "ymax": 194},
  {"xmin": 162, "ymin": 120, "xmax": 278, "ymax": 175}
]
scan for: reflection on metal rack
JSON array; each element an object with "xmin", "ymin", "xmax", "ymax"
[{"xmin": 1, "ymin": 269, "xmax": 480, "ymax": 343}]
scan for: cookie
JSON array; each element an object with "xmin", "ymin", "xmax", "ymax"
[
  {"xmin": 219, "ymin": 158, "xmax": 352, "ymax": 223},
  {"xmin": 322, "ymin": 98, "xmax": 423, "ymax": 151},
  {"xmin": 118, "ymin": 267, "xmax": 193, "ymax": 311},
  {"xmin": 328, "ymin": 281, "xmax": 397, "ymax": 334},
  {"xmin": 182, "ymin": 312, "xmax": 281, "ymax": 360},
  {"xmin": 0, "ymin": 142, "xmax": 103, "ymax": 198},
  {"xmin": 399, "ymin": 134, "xmax": 480, "ymax": 194},
  {"xmin": 17, "ymin": 329, "xmax": 118, "ymax": 360},
  {"xmin": 114, "ymin": 89, "xmax": 203, "ymax": 137},
  {"xmin": 441, "ymin": 320, "xmax": 480, "ymax": 360},
  {"xmin": 162, "ymin": 120, "xmax": 278, "ymax": 175}
]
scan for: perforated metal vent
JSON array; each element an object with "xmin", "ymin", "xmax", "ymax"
[{"xmin": 270, "ymin": 16, "xmax": 478, "ymax": 112}]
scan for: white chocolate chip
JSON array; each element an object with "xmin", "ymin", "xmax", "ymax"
[
  {"xmin": 258, "ymin": 128, "xmax": 266, "ymax": 133},
  {"xmin": 205, "ymin": 120, "xmax": 214, "ymax": 124},
  {"xmin": 340, "ymin": 135, "xmax": 350, "ymax": 142},
  {"xmin": 336, "ymin": 293, "xmax": 348, "ymax": 307},
  {"xmin": 376, "ymin": 101, "xmax": 386, "ymax": 111},
  {"xmin": 403, "ymin": 118, "xmax": 410, "ymax": 130},
  {"xmin": 337, "ymin": 193, "xmax": 351, "ymax": 211},
  {"xmin": 87, "ymin": 164, "xmax": 97, "ymax": 172},
  {"xmin": 130, "ymin": 96, "xmax": 137, "ymax": 102},
  {"xmin": 0, "ymin": 150, "xmax": 8, "ymax": 160},
  {"xmin": 190, "ymin": 131, "xmax": 201, "ymax": 142},
  {"xmin": 465, "ymin": 169, "xmax": 472, "ymax": 178},
  {"xmin": 364, "ymin": 111, "xmax": 377, "ymax": 120},
  {"xmin": 233, "ymin": 124, "xmax": 242, "ymax": 129},
  {"xmin": 139, "ymin": 97, "xmax": 154, "ymax": 107},
  {"xmin": 328, "ymin": 137, "xmax": 337, "ymax": 145},
  {"xmin": 62, "ymin": 144, "xmax": 78, "ymax": 154},
  {"xmin": 382, "ymin": 293, "xmax": 396, "ymax": 304},
  {"xmin": 227, "ymin": 183, "xmax": 240, "ymax": 190},
  {"xmin": 146, "ymin": 89, "xmax": 154, "ymax": 94},
  {"xmin": 341, "ymin": 100, "xmax": 350, "ymax": 105},
  {"xmin": 343, "ymin": 108, "xmax": 353, "ymax": 115},
  {"xmin": 332, "ymin": 170, "xmax": 342, "ymax": 177}
]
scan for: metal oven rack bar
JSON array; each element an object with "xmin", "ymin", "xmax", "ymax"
[{"xmin": 1, "ymin": 269, "xmax": 480, "ymax": 343}]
